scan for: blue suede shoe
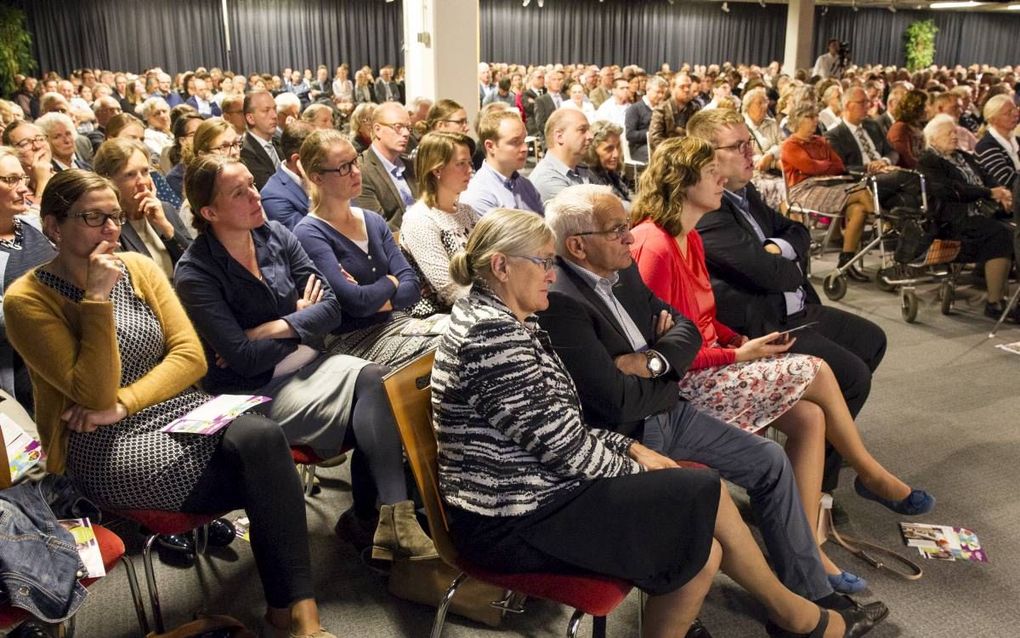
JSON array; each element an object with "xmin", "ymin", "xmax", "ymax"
[
  {"xmin": 854, "ymin": 477, "xmax": 935, "ymax": 516},
  {"xmin": 827, "ymin": 571, "xmax": 868, "ymax": 594}
]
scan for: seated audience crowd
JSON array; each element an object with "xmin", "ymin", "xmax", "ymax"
[{"xmin": 6, "ymin": 54, "xmax": 1020, "ymax": 637}]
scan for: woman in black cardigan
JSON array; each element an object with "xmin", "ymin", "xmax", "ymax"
[{"xmin": 917, "ymin": 114, "xmax": 1015, "ymax": 320}]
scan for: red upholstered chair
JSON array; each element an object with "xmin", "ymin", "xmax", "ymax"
[
  {"xmin": 382, "ymin": 350, "xmax": 634, "ymax": 638},
  {"xmin": 107, "ymin": 509, "xmax": 227, "ymax": 634},
  {"xmin": 0, "ymin": 523, "xmax": 146, "ymax": 637},
  {"xmin": 291, "ymin": 443, "xmax": 352, "ymax": 496}
]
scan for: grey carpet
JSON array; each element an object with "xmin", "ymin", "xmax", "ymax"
[{"xmin": 64, "ymin": 260, "xmax": 1020, "ymax": 638}]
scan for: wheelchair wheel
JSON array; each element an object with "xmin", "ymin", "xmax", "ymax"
[
  {"xmin": 876, "ymin": 266, "xmax": 897, "ymax": 293},
  {"xmin": 939, "ymin": 280, "xmax": 955, "ymax": 315},
  {"xmin": 823, "ymin": 272, "xmax": 847, "ymax": 301},
  {"xmin": 901, "ymin": 289, "xmax": 919, "ymax": 323}
]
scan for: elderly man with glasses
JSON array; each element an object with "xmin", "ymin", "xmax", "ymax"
[{"xmin": 354, "ymin": 102, "xmax": 417, "ymax": 230}]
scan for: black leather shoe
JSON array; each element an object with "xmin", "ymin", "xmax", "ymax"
[
  {"xmin": 156, "ymin": 533, "xmax": 194, "ymax": 554},
  {"xmin": 816, "ymin": 593, "xmax": 889, "ymax": 624},
  {"xmin": 334, "ymin": 507, "xmax": 378, "ymax": 553},
  {"xmin": 838, "ymin": 253, "xmax": 870, "ymax": 282},
  {"xmin": 206, "ymin": 518, "xmax": 237, "ymax": 547},
  {"xmin": 766, "ymin": 605, "xmax": 877, "ymax": 638},
  {"xmin": 686, "ymin": 617, "xmax": 713, "ymax": 637}
]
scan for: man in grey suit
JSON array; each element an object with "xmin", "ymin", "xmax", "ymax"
[
  {"xmin": 240, "ymin": 91, "xmax": 283, "ymax": 191},
  {"xmin": 533, "ymin": 70, "xmax": 566, "ymax": 144},
  {"xmin": 354, "ymin": 102, "xmax": 417, "ymax": 230}
]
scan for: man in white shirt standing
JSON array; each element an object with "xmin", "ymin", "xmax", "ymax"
[{"xmin": 813, "ymin": 39, "xmax": 843, "ymax": 80}]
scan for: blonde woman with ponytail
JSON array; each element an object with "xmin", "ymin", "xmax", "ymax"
[{"xmin": 293, "ymin": 129, "xmax": 439, "ymax": 368}]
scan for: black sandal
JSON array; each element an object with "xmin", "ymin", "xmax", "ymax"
[{"xmin": 766, "ymin": 604, "xmax": 878, "ymax": 638}]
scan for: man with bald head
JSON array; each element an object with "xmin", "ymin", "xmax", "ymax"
[
  {"xmin": 354, "ymin": 101, "xmax": 417, "ymax": 230},
  {"xmin": 529, "ymin": 108, "xmax": 593, "ymax": 204}
]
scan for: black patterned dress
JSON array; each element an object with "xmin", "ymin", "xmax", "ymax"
[{"xmin": 37, "ymin": 267, "xmax": 219, "ymax": 510}]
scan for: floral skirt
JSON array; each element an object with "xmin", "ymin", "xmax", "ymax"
[{"xmin": 678, "ymin": 353, "xmax": 822, "ymax": 433}]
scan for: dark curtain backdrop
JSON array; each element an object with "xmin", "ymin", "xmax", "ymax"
[
  {"xmin": 815, "ymin": 7, "xmax": 1020, "ymax": 68},
  {"xmin": 20, "ymin": 0, "xmax": 1020, "ymax": 77},
  {"xmin": 480, "ymin": 0, "xmax": 789, "ymax": 69},
  {"xmin": 21, "ymin": 0, "xmax": 403, "ymax": 76},
  {"xmin": 227, "ymin": 0, "xmax": 403, "ymax": 75}
]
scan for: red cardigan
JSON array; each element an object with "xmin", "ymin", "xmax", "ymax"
[
  {"xmin": 630, "ymin": 219, "xmax": 742, "ymax": 370},
  {"xmin": 780, "ymin": 135, "xmax": 846, "ymax": 188}
]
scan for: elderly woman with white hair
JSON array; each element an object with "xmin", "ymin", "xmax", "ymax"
[
  {"xmin": 35, "ymin": 112, "xmax": 91, "ymax": 171},
  {"xmin": 137, "ymin": 96, "xmax": 173, "ymax": 161},
  {"xmin": 918, "ymin": 113, "xmax": 1017, "ymax": 321},
  {"xmin": 742, "ymin": 87, "xmax": 787, "ymax": 209}
]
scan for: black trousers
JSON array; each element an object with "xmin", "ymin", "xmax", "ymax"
[
  {"xmin": 785, "ymin": 303, "xmax": 887, "ymax": 492},
  {"xmin": 181, "ymin": 414, "xmax": 314, "ymax": 609}
]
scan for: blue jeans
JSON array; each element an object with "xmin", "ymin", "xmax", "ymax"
[{"xmin": 642, "ymin": 402, "xmax": 833, "ymax": 601}]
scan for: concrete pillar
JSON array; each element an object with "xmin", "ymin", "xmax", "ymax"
[
  {"xmin": 403, "ymin": 0, "xmax": 480, "ymax": 128},
  {"xmin": 784, "ymin": 0, "xmax": 816, "ymax": 76}
]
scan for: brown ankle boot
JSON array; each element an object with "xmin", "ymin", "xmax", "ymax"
[{"xmin": 372, "ymin": 500, "xmax": 439, "ymax": 561}]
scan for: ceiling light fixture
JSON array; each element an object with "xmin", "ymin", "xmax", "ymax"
[
  {"xmin": 522, "ymin": 0, "xmax": 530, "ymax": 6},
  {"xmin": 1007, "ymin": 3, "xmax": 1020, "ymax": 8},
  {"xmin": 721, "ymin": 1, "xmax": 731, "ymax": 12},
  {"xmin": 759, "ymin": 0, "xmax": 767, "ymax": 7},
  {"xmin": 537, "ymin": 0, "xmax": 544, "ymax": 7}
]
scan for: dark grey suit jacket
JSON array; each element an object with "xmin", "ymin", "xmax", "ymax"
[
  {"xmin": 354, "ymin": 146, "xmax": 418, "ymax": 231},
  {"xmin": 824, "ymin": 119, "xmax": 899, "ymax": 173},
  {"xmin": 118, "ymin": 202, "xmax": 193, "ymax": 267},
  {"xmin": 240, "ymin": 131, "xmax": 282, "ymax": 191}
]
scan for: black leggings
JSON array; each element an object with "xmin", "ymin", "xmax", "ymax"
[
  {"xmin": 347, "ymin": 364, "xmax": 408, "ymax": 517},
  {"xmin": 181, "ymin": 414, "xmax": 313, "ymax": 609}
]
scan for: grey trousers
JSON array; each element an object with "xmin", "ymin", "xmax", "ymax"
[{"xmin": 642, "ymin": 401, "xmax": 833, "ymax": 601}]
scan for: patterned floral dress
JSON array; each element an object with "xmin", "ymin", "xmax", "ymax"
[{"xmin": 38, "ymin": 267, "xmax": 218, "ymax": 510}]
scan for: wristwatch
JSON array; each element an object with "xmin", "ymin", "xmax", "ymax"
[{"xmin": 644, "ymin": 350, "xmax": 666, "ymax": 378}]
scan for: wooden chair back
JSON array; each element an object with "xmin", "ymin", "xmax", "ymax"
[{"xmin": 381, "ymin": 349, "xmax": 459, "ymax": 563}]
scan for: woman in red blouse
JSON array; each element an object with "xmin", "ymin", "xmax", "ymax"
[
  {"xmin": 780, "ymin": 104, "xmax": 875, "ymax": 280},
  {"xmin": 631, "ymin": 137, "xmax": 934, "ymax": 592}
]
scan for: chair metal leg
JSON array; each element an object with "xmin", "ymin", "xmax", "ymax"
[
  {"xmin": 305, "ymin": 465, "xmax": 317, "ymax": 496},
  {"xmin": 65, "ymin": 614, "xmax": 76, "ymax": 638},
  {"xmin": 142, "ymin": 534, "xmax": 166, "ymax": 633},
  {"xmin": 592, "ymin": 615, "xmax": 608, "ymax": 638},
  {"xmin": 430, "ymin": 572, "xmax": 467, "ymax": 638},
  {"xmin": 989, "ymin": 284, "xmax": 1020, "ymax": 338},
  {"xmin": 636, "ymin": 590, "xmax": 646, "ymax": 637},
  {"xmin": 566, "ymin": 608, "xmax": 585, "ymax": 638},
  {"xmin": 119, "ymin": 555, "xmax": 150, "ymax": 635}
]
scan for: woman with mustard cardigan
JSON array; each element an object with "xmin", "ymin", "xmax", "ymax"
[{"xmin": 3, "ymin": 169, "xmax": 335, "ymax": 638}]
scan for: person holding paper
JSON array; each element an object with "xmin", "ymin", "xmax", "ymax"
[
  {"xmin": 174, "ymin": 155, "xmax": 436, "ymax": 565},
  {"xmin": 293, "ymin": 130, "xmax": 440, "ymax": 369},
  {"xmin": 4, "ymin": 169, "xmax": 337, "ymax": 638}
]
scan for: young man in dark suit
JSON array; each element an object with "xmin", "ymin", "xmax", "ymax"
[{"xmin": 687, "ymin": 108, "xmax": 887, "ymax": 499}]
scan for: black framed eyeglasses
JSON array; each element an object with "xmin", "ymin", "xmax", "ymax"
[
  {"xmin": 573, "ymin": 223, "xmax": 631, "ymax": 242},
  {"xmin": 378, "ymin": 122, "xmax": 411, "ymax": 134},
  {"xmin": 74, "ymin": 210, "xmax": 127, "ymax": 227},
  {"xmin": 513, "ymin": 255, "xmax": 556, "ymax": 272},
  {"xmin": 715, "ymin": 140, "xmax": 753, "ymax": 155},
  {"xmin": 210, "ymin": 140, "xmax": 242, "ymax": 153},
  {"xmin": 319, "ymin": 156, "xmax": 361, "ymax": 177}
]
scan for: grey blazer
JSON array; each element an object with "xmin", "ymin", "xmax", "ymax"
[{"xmin": 354, "ymin": 147, "xmax": 418, "ymax": 231}]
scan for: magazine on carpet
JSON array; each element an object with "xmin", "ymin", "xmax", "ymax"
[
  {"xmin": 59, "ymin": 518, "xmax": 106, "ymax": 578},
  {"xmin": 161, "ymin": 395, "xmax": 272, "ymax": 435},
  {"xmin": 232, "ymin": 515, "xmax": 251, "ymax": 543},
  {"xmin": 0, "ymin": 412, "xmax": 43, "ymax": 483},
  {"xmin": 899, "ymin": 522, "xmax": 987, "ymax": 562}
]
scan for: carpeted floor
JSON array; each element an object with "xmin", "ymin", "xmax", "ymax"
[{"xmin": 64, "ymin": 259, "xmax": 1020, "ymax": 638}]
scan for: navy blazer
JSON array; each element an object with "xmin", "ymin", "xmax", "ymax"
[
  {"xmin": 174, "ymin": 221, "xmax": 342, "ymax": 393},
  {"xmin": 117, "ymin": 202, "xmax": 193, "ymax": 266},
  {"xmin": 696, "ymin": 185, "xmax": 820, "ymax": 337},
  {"xmin": 260, "ymin": 166, "xmax": 310, "ymax": 230},
  {"xmin": 537, "ymin": 260, "xmax": 702, "ymax": 438},
  {"xmin": 185, "ymin": 96, "xmax": 222, "ymax": 117}
]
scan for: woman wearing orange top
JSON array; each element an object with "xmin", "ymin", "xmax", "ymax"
[
  {"xmin": 780, "ymin": 104, "xmax": 875, "ymax": 280},
  {"xmin": 630, "ymin": 136, "xmax": 934, "ymax": 594}
]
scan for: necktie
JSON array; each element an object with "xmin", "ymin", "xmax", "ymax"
[
  {"xmin": 854, "ymin": 126, "xmax": 880, "ymax": 163},
  {"xmin": 265, "ymin": 142, "xmax": 280, "ymax": 168},
  {"xmin": 391, "ymin": 167, "xmax": 415, "ymax": 207}
]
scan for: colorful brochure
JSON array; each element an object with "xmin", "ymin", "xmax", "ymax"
[
  {"xmin": 161, "ymin": 395, "xmax": 272, "ymax": 435},
  {"xmin": 0, "ymin": 413, "xmax": 43, "ymax": 482},
  {"xmin": 900, "ymin": 522, "xmax": 987, "ymax": 562},
  {"xmin": 59, "ymin": 518, "xmax": 106, "ymax": 578}
]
